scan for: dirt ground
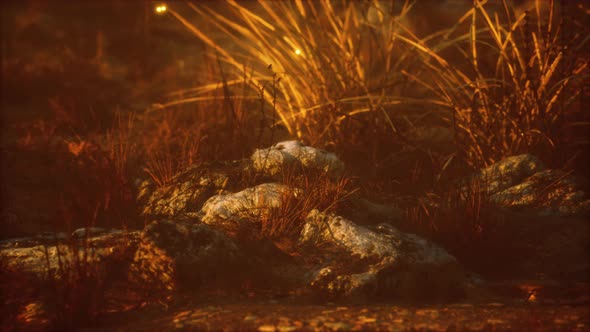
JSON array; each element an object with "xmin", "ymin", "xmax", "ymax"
[{"xmin": 89, "ymin": 301, "xmax": 590, "ymax": 331}]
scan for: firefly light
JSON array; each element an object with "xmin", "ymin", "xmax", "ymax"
[
  {"xmin": 155, "ymin": 4, "xmax": 167, "ymax": 14},
  {"xmin": 295, "ymin": 49, "xmax": 302, "ymax": 56}
]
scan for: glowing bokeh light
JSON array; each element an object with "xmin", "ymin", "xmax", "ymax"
[
  {"xmin": 155, "ymin": 4, "xmax": 167, "ymax": 14},
  {"xmin": 294, "ymin": 49, "xmax": 302, "ymax": 56}
]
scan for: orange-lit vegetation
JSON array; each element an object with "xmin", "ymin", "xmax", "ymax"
[
  {"xmin": 159, "ymin": 0, "xmax": 588, "ymax": 189},
  {"xmin": 261, "ymin": 168, "xmax": 356, "ymax": 246},
  {"xmin": 157, "ymin": 0, "xmax": 588, "ymax": 266},
  {"xmin": 398, "ymin": 0, "xmax": 589, "ymax": 168},
  {"xmin": 1, "ymin": 0, "xmax": 589, "ymax": 329}
]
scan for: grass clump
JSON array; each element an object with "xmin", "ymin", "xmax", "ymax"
[
  {"xmin": 261, "ymin": 168, "xmax": 356, "ymax": 253},
  {"xmin": 398, "ymin": 0, "xmax": 589, "ymax": 169},
  {"xmin": 402, "ymin": 177, "xmax": 509, "ymax": 274},
  {"xmin": 152, "ymin": 1, "xmax": 427, "ymax": 163}
]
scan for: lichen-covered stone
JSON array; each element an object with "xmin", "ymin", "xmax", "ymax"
[
  {"xmin": 473, "ymin": 154, "xmax": 546, "ymax": 194},
  {"xmin": 0, "ymin": 230, "xmax": 140, "ymax": 278},
  {"xmin": 251, "ymin": 141, "xmax": 345, "ymax": 178},
  {"xmin": 298, "ymin": 210, "xmax": 464, "ymax": 300},
  {"xmin": 141, "ymin": 161, "xmax": 245, "ymax": 218},
  {"xmin": 128, "ymin": 220, "xmax": 242, "ymax": 294},
  {"xmin": 490, "ymin": 169, "xmax": 590, "ymax": 216},
  {"xmin": 467, "ymin": 155, "xmax": 589, "ymax": 216}
]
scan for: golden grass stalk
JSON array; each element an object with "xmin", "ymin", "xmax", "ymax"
[
  {"xmin": 398, "ymin": 0, "xmax": 589, "ymax": 167},
  {"xmin": 261, "ymin": 167, "xmax": 356, "ymax": 242},
  {"xmin": 156, "ymin": 1, "xmax": 422, "ymax": 143}
]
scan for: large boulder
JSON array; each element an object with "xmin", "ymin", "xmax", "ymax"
[
  {"xmin": 251, "ymin": 141, "xmax": 345, "ymax": 178},
  {"xmin": 128, "ymin": 220, "xmax": 243, "ymax": 295},
  {"xmin": 298, "ymin": 210, "xmax": 465, "ymax": 301}
]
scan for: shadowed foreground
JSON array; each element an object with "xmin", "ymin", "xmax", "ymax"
[{"xmin": 88, "ymin": 296, "xmax": 590, "ymax": 331}]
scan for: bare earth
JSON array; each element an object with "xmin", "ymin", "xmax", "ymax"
[{"xmin": 88, "ymin": 301, "xmax": 590, "ymax": 331}]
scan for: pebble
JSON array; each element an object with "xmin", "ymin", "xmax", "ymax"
[
  {"xmin": 324, "ymin": 321, "xmax": 352, "ymax": 331},
  {"xmin": 258, "ymin": 325, "xmax": 276, "ymax": 332},
  {"xmin": 486, "ymin": 302, "xmax": 505, "ymax": 307}
]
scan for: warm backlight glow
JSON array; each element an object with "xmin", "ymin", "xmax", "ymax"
[
  {"xmin": 155, "ymin": 4, "xmax": 167, "ymax": 14},
  {"xmin": 294, "ymin": 49, "xmax": 302, "ymax": 56}
]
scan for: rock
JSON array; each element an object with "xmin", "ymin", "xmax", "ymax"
[
  {"xmin": 251, "ymin": 141, "xmax": 345, "ymax": 178},
  {"xmin": 200, "ymin": 183, "xmax": 300, "ymax": 238},
  {"xmin": 35, "ymin": 232, "xmax": 67, "ymax": 242},
  {"xmin": 1, "ymin": 230, "xmax": 140, "ymax": 278},
  {"xmin": 71, "ymin": 227, "xmax": 112, "ymax": 238},
  {"xmin": 490, "ymin": 169, "xmax": 590, "ymax": 216},
  {"xmin": 472, "ymin": 154, "xmax": 546, "ymax": 194},
  {"xmin": 136, "ymin": 177, "xmax": 156, "ymax": 205},
  {"xmin": 141, "ymin": 161, "xmax": 245, "ymax": 218},
  {"xmin": 0, "ymin": 237, "xmax": 39, "ymax": 249},
  {"xmin": 468, "ymin": 155, "xmax": 589, "ymax": 216},
  {"xmin": 128, "ymin": 220, "xmax": 243, "ymax": 294},
  {"xmin": 298, "ymin": 210, "xmax": 464, "ymax": 301}
]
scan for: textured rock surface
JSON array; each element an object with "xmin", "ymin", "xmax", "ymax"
[
  {"xmin": 0, "ymin": 230, "xmax": 140, "ymax": 278},
  {"xmin": 469, "ymin": 155, "xmax": 589, "ymax": 216},
  {"xmin": 490, "ymin": 169, "xmax": 590, "ymax": 216},
  {"xmin": 200, "ymin": 183, "xmax": 299, "ymax": 237},
  {"xmin": 140, "ymin": 161, "xmax": 245, "ymax": 218},
  {"xmin": 251, "ymin": 141, "xmax": 345, "ymax": 178},
  {"xmin": 472, "ymin": 154, "xmax": 546, "ymax": 194},
  {"xmin": 128, "ymin": 220, "xmax": 243, "ymax": 294},
  {"xmin": 298, "ymin": 210, "xmax": 464, "ymax": 300}
]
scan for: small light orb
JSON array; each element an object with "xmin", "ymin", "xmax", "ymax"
[
  {"xmin": 155, "ymin": 4, "xmax": 167, "ymax": 14},
  {"xmin": 294, "ymin": 49, "xmax": 302, "ymax": 56}
]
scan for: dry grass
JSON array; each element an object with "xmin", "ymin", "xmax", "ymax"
[
  {"xmin": 154, "ymin": 1, "xmax": 428, "ymax": 149},
  {"xmin": 3, "ymin": 3, "xmax": 589, "ymax": 322},
  {"xmin": 158, "ymin": 0, "xmax": 588, "ymax": 175},
  {"xmin": 402, "ymin": 177, "xmax": 507, "ymax": 273},
  {"xmin": 261, "ymin": 167, "xmax": 356, "ymax": 250},
  {"xmin": 40, "ymin": 240, "xmax": 107, "ymax": 329},
  {"xmin": 398, "ymin": 0, "xmax": 589, "ymax": 168}
]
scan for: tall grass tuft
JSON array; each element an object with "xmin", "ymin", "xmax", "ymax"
[
  {"xmin": 398, "ymin": 0, "xmax": 589, "ymax": 168},
  {"xmin": 153, "ymin": 1, "xmax": 431, "ymax": 146},
  {"xmin": 262, "ymin": 167, "xmax": 356, "ymax": 253},
  {"xmin": 403, "ymin": 177, "xmax": 510, "ymax": 274}
]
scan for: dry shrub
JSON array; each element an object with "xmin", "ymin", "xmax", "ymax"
[
  {"xmin": 0, "ymin": 254, "xmax": 34, "ymax": 331},
  {"xmin": 34, "ymin": 232, "xmax": 136, "ymax": 330},
  {"xmin": 260, "ymin": 167, "xmax": 356, "ymax": 252},
  {"xmin": 0, "ymin": 236, "xmax": 134, "ymax": 331},
  {"xmin": 61, "ymin": 133, "xmax": 138, "ymax": 230},
  {"xmin": 139, "ymin": 74, "xmax": 270, "ymax": 188},
  {"xmin": 403, "ymin": 178, "xmax": 517, "ymax": 275},
  {"xmin": 40, "ymin": 240, "xmax": 106, "ymax": 329}
]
